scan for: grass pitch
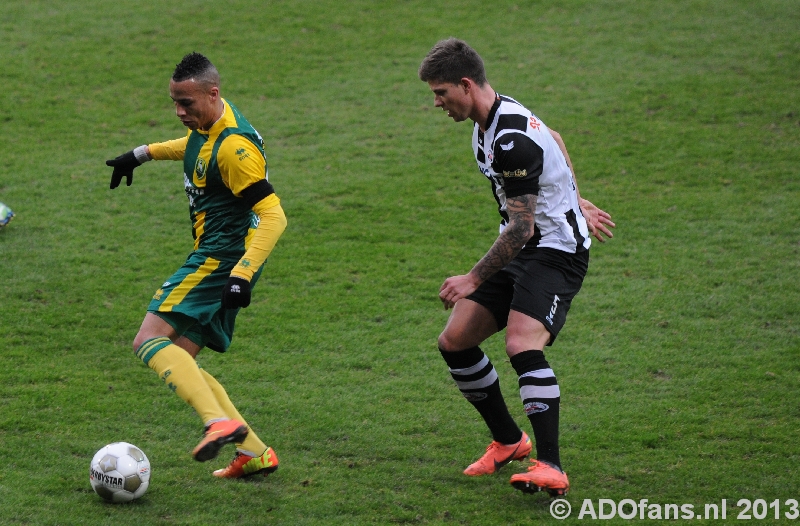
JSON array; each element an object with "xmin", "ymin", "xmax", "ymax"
[{"xmin": 1, "ymin": 1, "xmax": 798, "ymax": 524}]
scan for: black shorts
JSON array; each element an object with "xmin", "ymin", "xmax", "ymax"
[{"xmin": 467, "ymin": 247, "xmax": 589, "ymax": 345}]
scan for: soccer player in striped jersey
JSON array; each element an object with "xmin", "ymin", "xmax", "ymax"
[
  {"xmin": 106, "ymin": 53, "xmax": 285, "ymax": 479},
  {"xmin": 419, "ymin": 38, "xmax": 615, "ymax": 496}
]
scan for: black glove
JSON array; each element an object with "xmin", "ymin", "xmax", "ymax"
[
  {"xmin": 106, "ymin": 150, "xmax": 142, "ymax": 189},
  {"xmin": 221, "ymin": 276, "xmax": 252, "ymax": 309}
]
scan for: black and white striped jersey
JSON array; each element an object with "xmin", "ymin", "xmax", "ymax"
[{"xmin": 472, "ymin": 94, "xmax": 591, "ymax": 253}]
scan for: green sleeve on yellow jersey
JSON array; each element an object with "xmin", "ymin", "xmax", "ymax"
[
  {"xmin": 148, "ymin": 134, "xmax": 190, "ymax": 161},
  {"xmin": 216, "ymin": 135, "xmax": 266, "ymax": 196}
]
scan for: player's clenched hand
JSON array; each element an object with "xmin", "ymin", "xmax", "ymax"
[
  {"xmin": 580, "ymin": 198, "xmax": 616, "ymax": 242},
  {"xmin": 106, "ymin": 150, "xmax": 142, "ymax": 189},
  {"xmin": 221, "ymin": 276, "xmax": 252, "ymax": 309},
  {"xmin": 439, "ymin": 273, "xmax": 481, "ymax": 310}
]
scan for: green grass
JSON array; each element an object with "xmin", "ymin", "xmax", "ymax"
[{"xmin": 1, "ymin": 0, "xmax": 798, "ymax": 524}]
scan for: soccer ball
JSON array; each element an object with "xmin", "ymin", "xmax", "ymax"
[
  {"xmin": 89, "ymin": 442, "xmax": 151, "ymax": 503},
  {"xmin": 0, "ymin": 202, "xmax": 14, "ymax": 229}
]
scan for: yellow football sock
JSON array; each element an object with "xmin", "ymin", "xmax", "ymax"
[
  {"xmin": 136, "ymin": 337, "xmax": 227, "ymax": 424},
  {"xmin": 200, "ymin": 368, "xmax": 268, "ymax": 456}
]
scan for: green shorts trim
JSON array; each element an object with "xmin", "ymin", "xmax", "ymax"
[{"xmin": 148, "ymin": 251, "xmax": 263, "ymax": 352}]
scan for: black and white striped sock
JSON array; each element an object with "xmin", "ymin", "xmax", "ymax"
[
  {"xmin": 510, "ymin": 350, "xmax": 562, "ymax": 469},
  {"xmin": 440, "ymin": 346, "xmax": 522, "ymax": 445}
]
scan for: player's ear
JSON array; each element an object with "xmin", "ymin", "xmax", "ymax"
[{"xmin": 460, "ymin": 78, "xmax": 471, "ymax": 93}]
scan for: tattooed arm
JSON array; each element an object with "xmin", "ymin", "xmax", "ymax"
[{"xmin": 438, "ymin": 193, "xmax": 536, "ymax": 309}]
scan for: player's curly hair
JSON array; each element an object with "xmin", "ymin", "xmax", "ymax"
[
  {"xmin": 172, "ymin": 52, "xmax": 220, "ymax": 88},
  {"xmin": 418, "ymin": 38, "xmax": 487, "ymax": 86}
]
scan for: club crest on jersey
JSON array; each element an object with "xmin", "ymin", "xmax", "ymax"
[{"xmin": 194, "ymin": 157, "xmax": 207, "ymax": 180}]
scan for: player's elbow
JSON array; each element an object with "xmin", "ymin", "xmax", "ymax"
[
  {"xmin": 274, "ymin": 204, "xmax": 288, "ymax": 233},
  {"xmin": 521, "ymin": 222, "xmax": 536, "ymax": 241},
  {"xmin": 507, "ymin": 216, "xmax": 536, "ymax": 243},
  {"xmin": 256, "ymin": 201, "xmax": 287, "ymax": 232}
]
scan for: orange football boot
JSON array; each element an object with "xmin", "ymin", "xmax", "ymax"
[
  {"xmin": 192, "ymin": 419, "xmax": 249, "ymax": 462},
  {"xmin": 509, "ymin": 459, "xmax": 570, "ymax": 496},
  {"xmin": 213, "ymin": 447, "xmax": 279, "ymax": 478},
  {"xmin": 463, "ymin": 431, "xmax": 532, "ymax": 476}
]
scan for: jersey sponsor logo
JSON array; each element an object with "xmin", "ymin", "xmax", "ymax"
[
  {"xmin": 500, "ymin": 140, "xmax": 515, "ymax": 151},
  {"xmin": 184, "ymin": 173, "xmax": 205, "ymax": 207},
  {"xmin": 524, "ymin": 401, "xmax": 549, "ymax": 414},
  {"xmin": 545, "ymin": 294, "xmax": 561, "ymax": 325},
  {"xmin": 503, "ymin": 169, "xmax": 527, "ymax": 178},
  {"xmin": 462, "ymin": 391, "xmax": 488, "ymax": 402},
  {"xmin": 194, "ymin": 157, "xmax": 207, "ymax": 180},
  {"xmin": 529, "ymin": 116, "xmax": 541, "ymax": 131}
]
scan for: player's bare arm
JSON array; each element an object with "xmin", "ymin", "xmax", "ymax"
[
  {"xmin": 549, "ymin": 128, "xmax": 616, "ymax": 242},
  {"xmin": 473, "ymin": 193, "xmax": 536, "ymax": 281},
  {"xmin": 439, "ymin": 193, "xmax": 536, "ymax": 309}
]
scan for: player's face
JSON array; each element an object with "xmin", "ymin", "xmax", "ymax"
[
  {"xmin": 169, "ymin": 79, "xmax": 220, "ymax": 131},
  {"xmin": 428, "ymin": 80, "xmax": 471, "ymax": 122}
]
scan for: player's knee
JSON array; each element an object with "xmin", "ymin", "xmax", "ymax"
[
  {"xmin": 505, "ymin": 332, "xmax": 551, "ymax": 356},
  {"xmin": 132, "ymin": 330, "xmax": 160, "ymax": 354},
  {"xmin": 504, "ymin": 337, "xmax": 525, "ymax": 357},
  {"xmin": 438, "ymin": 331, "xmax": 461, "ymax": 353},
  {"xmin": 132, "ymin": 333, "xmax": 146, "ymax": 354}
]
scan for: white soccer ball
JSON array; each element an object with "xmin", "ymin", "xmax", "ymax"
[
  {"xmin": 0, "ymin": 202, "xmax": 14, "ymax": 228},
  {"xmin": 89, "ymin": 442, "xmax": 151, "ymax": 503}
]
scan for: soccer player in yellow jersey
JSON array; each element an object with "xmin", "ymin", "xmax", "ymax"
[{"xmin": 106, "ymin": 52, "xmax": 286, "ymax": 479}]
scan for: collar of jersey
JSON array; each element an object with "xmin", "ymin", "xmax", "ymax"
[{"xmin": 482, "ymin": 94, "xmax": 502, "ymax": 134}]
